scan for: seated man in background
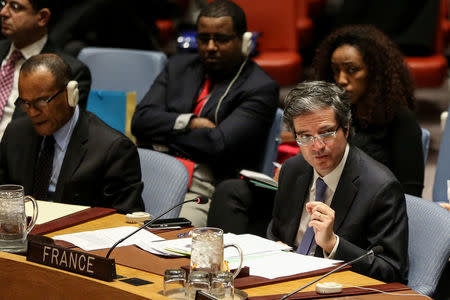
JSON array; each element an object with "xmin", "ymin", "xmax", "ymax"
[
  {"xmin": 0, "ymin": 0, "xmax": 91, "ymax": 140},
  {"xmin": 132, "ymin": 0, "xmax": 279, "ymax": 226},
  {"xmin": 0, "ymin": 53, "xmax": 144, "ymax": 213},
  {"xmin": 268, "ymin": 81, "xmax": 408, "ymax": 283}
]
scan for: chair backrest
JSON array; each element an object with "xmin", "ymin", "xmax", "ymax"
[
  {"xmin": 258, "ymin": 108, "xmax": 283, "ymax": 176},
  {"xmin": 421, "ymin": 127, "xmax": 430, "ymax": 164},
  {"xmin": 137, "ymin": 148, "xmax": 189, "ymax": 218},
  {"xmin": 78, "ymin": 47, "xmax": 167, "ymax": 103},
  {"xmin": 405, "ymin": 194, "xmax": 450, "ymax": 296},
  {"xmin": 433, "ymin": 106, "xmax": 450, "ymax": 202}
]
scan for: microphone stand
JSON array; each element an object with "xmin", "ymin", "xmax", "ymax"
[
  {"xmin": 280, "ymin": 247, "xmax": 382, "ymax": 300},
  {"xmin": 106, "ymin": 196, "xmax": 206, "ymax": 258}
]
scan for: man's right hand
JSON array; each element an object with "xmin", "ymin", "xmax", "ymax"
[{"xmin": 189, "ymin": 117, "xmax": 216, "ymax": 129}]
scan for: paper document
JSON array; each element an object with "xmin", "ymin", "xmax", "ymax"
[
  {"xmin": 227, "ymin": 251, "xmax": 342, "ymax": 279},
  {"xmin": 240, "ymin": 169, "xmax": 278, "ymax": 188},
  {"xmin": 138, "ymin": 233, "xmax": 292, "ymax": 258},
  {"xmin": 52, "ymin": 226, "xmax": 164, "ymax": 251},
  {"xmin": 25, "ymin": 200, "xmax": 90, "ymax": 225}
]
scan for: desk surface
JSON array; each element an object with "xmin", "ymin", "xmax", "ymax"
[{"xmin": 0, "ymin": 213, "xmax": 422, "ymax": 299}]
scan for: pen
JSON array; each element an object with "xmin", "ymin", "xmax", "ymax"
[{"xmin": 177, "ymin": 231, "xmax": 191, "ymax": 238}]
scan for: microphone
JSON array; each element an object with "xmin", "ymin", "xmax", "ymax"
[
  {"xmin": 106, "ymin": 196, "xmax": 208, "ymax": 258},
  {"xmin": 280, "ymin": 245, "xmax": 384, "ymax": 300}
]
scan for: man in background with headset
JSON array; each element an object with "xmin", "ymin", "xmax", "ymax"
[
  {"xmin": 132, "ymin": 0, "xmax": 279, "ymax": 226},
  {"xmin": 0, "ymin": 54, "xmax": 144, "ymax": 213},
  {"xmin": 0, "ymin": 0, "xmax": 91, "ymax": 140}
]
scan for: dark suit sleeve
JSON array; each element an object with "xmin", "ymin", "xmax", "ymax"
[
  {"xmin": 169, "ymin": 82, "xmax": 278, "ymax": 162},
  {"xmin": 102, "ymin": 137, "xmax": 144, "ymax": 213},
  {"xmin": 335, "ymin": 180, "xmax": 409, "ymax": 283}
]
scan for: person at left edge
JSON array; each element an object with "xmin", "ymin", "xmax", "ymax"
[
  {"xmin": 0, "ymin": 53, "xmax": 144, "ymax": 213},
  {"xmin": 0, "ymin": 0, "xmax": 91, "ymax": 140}
]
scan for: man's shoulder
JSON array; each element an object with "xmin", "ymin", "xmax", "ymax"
[
  {"xmin": 81, "ymin": 111, "xmax": 134, "ymax": 146},
  {"xmin": 245, "ymin": 59, "xmax": 279, "ymax": 87}
]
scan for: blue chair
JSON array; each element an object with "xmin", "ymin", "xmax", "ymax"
[
  {"xmin": 405, "ymin": 194, "xmax": 450, "ymax": 296},
  {"xmin": 433, "ymin": 106, "xmax": 450, "ymax": 203},
  {"xmin": 421, "ymin": 127, "xmax": 430, "ymax": 164},
  {"xmin": 258, "ymin": 108, "xmax": 283, "ymax": 176},
  {"xmin": 137, "ymin": 148, "xmax": 189, "ymax": 218},
  {"xmin": 78, "ymin": 47, "xmax": 167, "ymax": 103}
]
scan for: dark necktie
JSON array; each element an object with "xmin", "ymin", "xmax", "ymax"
[
  {"xmin": 0, "ymin": 50, "xmax": 23, "ymax": 121},
  {"xmin": 33, "ymin": 135, "xmax": 55, "ymax": 200},
  {"xmin": 297, "ymin": 177, "xmax": 327, "ymax": 255}
]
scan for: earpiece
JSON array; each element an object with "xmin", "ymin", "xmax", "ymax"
[
  {"xmin": 66, "ymin": 80, "xmax": 79, "ymax": 107},
  {"xmin": 242, "ymin": 32, "xmax": 253, "ymax": 56}
]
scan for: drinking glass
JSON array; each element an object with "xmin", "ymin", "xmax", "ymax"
[
  {"xmin": 210, "ymin": 271, "xmax": 234, "ymax": 299},
  {"xmin": 0, "ymin": 185, "xmax": 38, "ymax": 252},
  {"xmin": 190, "ymin": 227, "xmax": 243, "ymax": 279},
  {"xmin": 186, "ymin": 270, "xmax": 210, "ymax": 300},
  {"xmin": 163, "ymin": 268, "xmax": 186, "ymax": 299}
]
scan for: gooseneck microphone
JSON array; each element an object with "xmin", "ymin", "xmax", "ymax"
[
  {"xmin": 280, "ymin": 245, "xmax": 384, "ymax": 300},
  {"xmin": 106, "ymin": 196, "xmax": 208, "ymax": 258}
]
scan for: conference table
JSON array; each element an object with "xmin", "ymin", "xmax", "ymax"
[{"xmin": 0, "ymin": 211, "xmax": 425, "ymax": 299}]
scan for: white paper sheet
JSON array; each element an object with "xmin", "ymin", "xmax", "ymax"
[
  {"xmin": 25, "ymin": 200, "xmax": 90, "ymax": 225},
  {"xmin": 52, "ymin": 226, "xmax": 164, "ymax": 251}
]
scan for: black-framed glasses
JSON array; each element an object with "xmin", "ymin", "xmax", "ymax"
[
  {"xmin": 0, "ymin": 0, "xmax": 26, "ymax": 13},
  {"xmin": 15, "ymin": 86, "xmax": 66, "ymax": 111},
  {"xmin": 196, "ymin": 33, "xmax": 237, "ymax": 45},
  {"xmin": 295, "ymin": 125, "xmax": 340, "ymax": 147}
]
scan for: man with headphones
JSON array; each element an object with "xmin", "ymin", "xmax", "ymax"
[
  {"xmin": 0, "ymin": 54, "xmax": 144, "ymax": 213},
  {"xmin": 132, "ymin": 0, "xmax": 279, "ymax": 226}
]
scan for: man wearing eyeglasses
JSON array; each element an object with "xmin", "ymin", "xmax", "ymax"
[
  {"xmin": 132, "ymin": 0, "xmax": 278, "ymax": 226},
  {"xmin": 0, "ymin": 0, "xmax": 91, "ymax": 140},
  {"xmin": 268, "ymin": 81, "xmax": 408, "ymax": 283},
  {"xmin": 0, "ymin": 53, "xmax": 144, "ymax": 213}
]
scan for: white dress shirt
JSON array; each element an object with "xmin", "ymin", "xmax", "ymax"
[
  {"xmin": 0, "ymin": 35, "xmax": 47, "ymax": 140},
  {"xmin": 295, "ymin": 144, "xmax": 350, "ymax": 257}
]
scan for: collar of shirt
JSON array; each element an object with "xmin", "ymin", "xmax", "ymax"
[
  {"xmin": 311, "ymin": 143, "xmax": 350, "ymax": 196},
  {"xmin": 6, "ymin": 34, "xmax": 47, "ymax": 61},
  {"xmin": 53, "ymin": 105, "xmax": 79, "ymax": 152}
]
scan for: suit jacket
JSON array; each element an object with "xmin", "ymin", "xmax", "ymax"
[
  {"xmin": 0, "ymin": 39, "xmax": 92, "ymax": 118},
  {"xmin": 0, "ymin": 110, "xmax": 144, "ymax": 214},
  {"xmin": 131, "ymin": 54, "xmax": 279, "ymax": 180},
  {"xmin": 269, "ymin": 146, "xmax": 408, "ymax": 283}
]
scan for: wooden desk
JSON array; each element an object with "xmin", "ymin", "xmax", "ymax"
[{"xmin": 0, "ymin": 213, "xmax": 423, "ymax": 299}]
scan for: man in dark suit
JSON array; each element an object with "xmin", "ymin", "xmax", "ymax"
[
  {"xmin": 0, "ymin": 0, "xmax": 91, "ymax": 139},
  {"xmin": 268, "ymin": 81, "xmax": 408, "ymax": 283},
  {"xmin": 132, "ymin": 0, "xmax": 279, "ymax": 226},
  {"xmin": 0, "ymin": 53, "xmax": 144, "ymax": 213}
]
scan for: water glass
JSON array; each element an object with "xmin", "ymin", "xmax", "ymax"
[
  {"xmin": 190, "ymin": 227, "xmax": 243, "ymax": 278},
  {"xmin": 163, "ymin": 268, "xmax": 186, "ymax": 299},
  {"xmin": 0, "ymin": 185, "xmax": 38, "ymax": 253},
  {"xmin": 210, "ymin": 271, "xmax": 234, "ymax": 299},
  {"xmin": 186, "ymin": 270, "xmax": 210, "ymax": 300}
]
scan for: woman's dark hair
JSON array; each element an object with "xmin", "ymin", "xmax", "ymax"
[{"xmin": 311, "ymin": 25, "xmax": 415, "ymax": 127}]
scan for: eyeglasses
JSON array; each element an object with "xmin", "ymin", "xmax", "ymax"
[
  {"xmin": 15, "ymin": 86, "xmax": 66, "ymax": 111},
  {"xmin": 0, "ymin": 0, "xmax": 26, "ymax": 13},
  {"xmin": 295, "ymin": 125, "xmax": 340, "ymax": 146},
  {"xmin": 196, "ymin": 33, "xmax": 237, "ymax": 45}
]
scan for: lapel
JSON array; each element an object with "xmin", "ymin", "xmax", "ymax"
[
  {"xmin": 179, "ymin": 60, "xmax": 205, "ymax": 114},
  {"xmin": 0, "ymin": 40, "xmax": 11, "ymax": 61},
  {"xmin": 24, "ymin": 127, "xmax": 43, "ymax": 194},
  {"xmin": 200, "ymin": 60, "xmax": 249, "ymax": 120},
  {"xmin": 330, "ymin": 146, "xmax": 360, "ymax": 232},
  {"xmin": 54, "ymin": 112, "xmax": 89, "ymax": 201},
  {"xmin": 288, "ymin": 163, "xmax": 314, "ymax": 245}
]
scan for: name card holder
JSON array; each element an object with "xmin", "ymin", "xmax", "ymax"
[{"xmin": 26, "ymin": 240, "xmax": 116, "ymax": 282}]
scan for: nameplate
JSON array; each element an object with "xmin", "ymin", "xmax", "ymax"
[{"xmin": 26, "ymin": 241, "xmax": 116, "ymax": 282}]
